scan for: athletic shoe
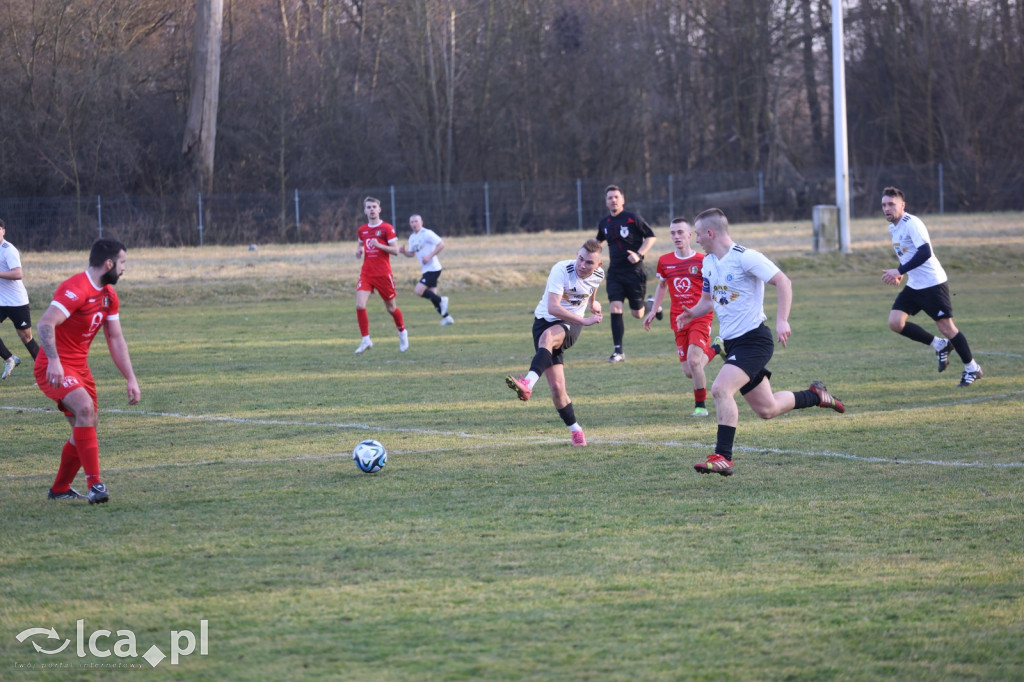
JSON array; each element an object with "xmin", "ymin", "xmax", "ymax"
[
  {"xmin": 694, "ymin": 453, "xmax": 733, "ymax": 476},
  {"xmin": 958, "ymin": 367, "xmax": 983, "ymax": 387},
  {"xmin": 88, "ymin": 483, "xmax": 110, "ymax": 505},
  {"xmin": 505, "ymin": 374, "xmax": 532, "ymax": 401},
  {"xmin": 691, "ymin": 406, "xmax": 709, "ymax": 417},
  {"xmin": 1, "ymin": 355, "xmax": 19, "ymax": 380},
  {"xmin": 439, "ymin": 296, "xmax": 449, "ymax": 317},
  {"xmin": 440, "ymin": 315, "xmax": 454, "ymax": 326},
  {"xmin": 571, "ymin": 430, "xmax": 587, "ymax": 446},
  {"xmin": 398, "ymin": 329, "xmax": 409, "ymax": 352},
  {"xmin": 645, "ymin": 296, "xmax": 663, "ymax": 321},
  {"xmin": 936, "ymin": 339, "xmax": 952, "ymax": 373},
  {"xmin": 48, "ymin": 486, "xmax": 85, "ymax": 500},
  {"xmin": 354, "ymin": 337, "xmax": 373, "ymax": 354},
  {"xmin": 710, "ymin": 336, "xmax": 726, "ymax": 361},
  {"xmin": 608, "ymin": 352, "xmax": 625, "ymax": 363},
  {"xmin": 809, "ymin": 381, "xmax": 845, "ymax": 413}
]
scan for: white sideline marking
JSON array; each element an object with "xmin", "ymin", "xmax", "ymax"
[{"xmin": 3, "ymin": 390, "xmax": 1023, "ymax": 476}]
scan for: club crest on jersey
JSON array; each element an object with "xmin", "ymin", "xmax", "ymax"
[
  {"xmin": 712, "ymin": 285, "xmax": 740, "ymax": 306},
  {"xmin": 619, "ymin": 226, "xmax": 630, "ymax": 239}
]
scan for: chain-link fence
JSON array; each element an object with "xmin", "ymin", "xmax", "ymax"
[{"xmin": 2, "ymin": 161, "xmax": 1021, "ymax": 251}]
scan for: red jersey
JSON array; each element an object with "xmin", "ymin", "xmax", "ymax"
[
  {"xmin": 655, "ymin": 251, "xmax": 712, "ymax": 327},
  {"xmin": 358, "ymin": 222, "xmax": 397, "ymax": 278},
  {"xmin": 39, "ymin": 272, "xmax": 120, "ymax": 370}
]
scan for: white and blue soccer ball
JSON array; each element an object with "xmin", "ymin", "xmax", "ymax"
[{"xmin": 352, "ymin": 439, "xmax": 387, "ymax": 473}]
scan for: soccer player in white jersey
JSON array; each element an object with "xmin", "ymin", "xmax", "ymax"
[
  {"xmin": 880, "ymin": 186, "xmax": 982, "ymax": 387},
  {"xmin": 504, "ymin": 239, "xmax": 605, "ymax": 447},
  {"xmin": 0, "ymin": 218, "xmax": 41, "ymax": 379},
  {"xmin": 677, "ymin": 208, "xmax": 845, "ymax": 476},
  {"xmin": 399, "ymin": 214, "xmax": 454, "ymax": 325}
]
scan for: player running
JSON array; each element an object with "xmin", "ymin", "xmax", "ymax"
[
  {"xmin": 678, "ymin": 209, "xmax": 845, "ymax": 477},
  {"xmin": 504, "ymin": 239, "xmax": 605, "ymax": 446},
  {"xmin": 354, "ymin": 196, "xmax": 408, "ymax": 354},
  {"xmin": 35, "ymin": 238, "xmax": 141, "ymax": 504},
  {"xmin": 880, "ymin": 186, "xmax": 982, "ymax": 386},
  {"xmin": 399, "ymin": 214, "xmax": 454, "ymax": 326},
  {"xmin": 643, "ymin": 218, "xmax": 722, "ymax": 417}
]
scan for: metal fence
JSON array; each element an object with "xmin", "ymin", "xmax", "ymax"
[{"xmin": 2, "ymin": 161, "xmax": 1021, "ymax": 251}]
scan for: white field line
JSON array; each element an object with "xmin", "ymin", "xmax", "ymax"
[{"xmin": 4, "ymin": 387, "xmax": 1023, "ymax": 476}]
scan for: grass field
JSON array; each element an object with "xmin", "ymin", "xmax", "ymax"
[{"xmin": 2, "ymin": 215, "xmax": 1023, "ymax": 680}]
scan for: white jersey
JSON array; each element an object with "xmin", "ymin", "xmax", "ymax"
[
  {"xmin": 534, "ymin": 259, "xmax": 605, "ymax": 323},
  {"xmin": 888, "ymin": 212, "xmax": 947, "ymax": 290},
  {"xmin": 0, "ymin": 239, "xmax": 30, "ymax": 307},
  {"xmin": 407, "ymin": 227, "xmax": 443, "ymax": 273},
  {"xmin": 701, "ymin": 244, "xmax": 780, "ymax": 340}
]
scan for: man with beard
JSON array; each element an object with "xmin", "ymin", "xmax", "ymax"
[{"xmin": 35, "ymin": 238, "xmax": 141, "ymax": 504}]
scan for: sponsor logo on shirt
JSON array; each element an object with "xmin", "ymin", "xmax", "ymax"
[{"xmin": 63, "ymin": 290, "xmax": 78, "ymax": 301}]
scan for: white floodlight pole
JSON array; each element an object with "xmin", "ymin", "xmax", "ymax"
[{"xmin": 833, "ymin": 0, "xmax": 852, "ymax": 253}]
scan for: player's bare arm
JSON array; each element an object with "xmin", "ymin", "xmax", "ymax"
[
  {"xmin": 36, "ymin": 305, "xmax": 68, "ymax": 387},
  {"xmin": 627, "ymin": 235, "xmax": 657, "ymax": 264},
  {"xmin": 768, "ymin": 270, "xmax": 793, "ymax": 347},
  {"xmin": 0, "ymin": 265, "xmax": 23, "ymax": 280},
  {"xmin": 373, "ymin": 238, "xmax": 400, "ymax": 255},
  {"xmin": 104, "ymin": 319, "xmax": 141, "ymax": 405},
  {"xmin": 546, "ymin": 292, "xmax": 601, "ymax": 327},
  {"xmin": 882, "ymin": 268, "xmax": 903, "ymax": 286}
]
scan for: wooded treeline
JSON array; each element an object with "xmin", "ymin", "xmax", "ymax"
[{"xmin": 1, "ymin": 0, "xmax": 1022, "ymax": 210}]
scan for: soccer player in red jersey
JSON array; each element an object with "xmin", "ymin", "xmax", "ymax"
[
  {"xmin": 35, "ymin": 238, "xmax": 141, "ymax": 504},
  {"xmin": 644, "ymin": 218, "xmax": 719, "ymax": 416},
  {"xmin": 354, "ymin": 196, "xmax": 408, "ymax": 354}
]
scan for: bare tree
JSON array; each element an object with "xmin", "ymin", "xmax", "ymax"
[{"xmin": 182, "ymin": 0, "xmax": 224, "ymax": 196}]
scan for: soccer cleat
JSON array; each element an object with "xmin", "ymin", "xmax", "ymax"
[
  {"xmin": 691, "ymin": 406, "xmax": 709, "ymax": 417},
  {"xmin": 88, "ymin": 482, "xmax": 110, "ymax": 505},
  {"xmin": 398, "ymin": 329, "xmax": 409, "ymax": 352},
  {"xmin": 354, "ymin": 337, "xmax": 373, "ymax": 354},
  {"xmin": 936, "ymin": 339, "xmax": 952, "ymax": 373},
  {"xmin": 48, "ymin": 486, "xmax": 86, "ymax": 500},
  {"xmin": 608, "ymin": 352, "xmax": 625, "ymax": 363},
  {"xmin": 809, "ymin": 381, "xmax": 845, "ymax": 413},
  {"xmin": 694, "ymin": 453, "xmax": 733, "ymax": 476},
  {"xmin": 439, "ymin": 296, "xmax": 449, "ymax": 317},
  {"xmin": 710, "ymin": 336, "xmax": 726, "ymax": 361},
  {"xmin": 440, "ymin": 315, "xmax": 454, "ymax": 326},
  {"xmin": 1, "ymin": 354, "xmax": 20, "ymax": 380},
  {"xmin": 505, "ymin": 374, "xmax": 532, "ymax": 401},
  {"xmin": 571, "ymin": 430, "xmax": 587, "ymax": 446},
  {"xmin": 958, "ymin": 367, "xmax": 983, "ymax": 387},
  {"xmin": 645, "ymin": 296, "xmax": 663, "ymax": 321}
]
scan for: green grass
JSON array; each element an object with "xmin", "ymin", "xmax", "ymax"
[{"xmin": 2, "ymin": 227, "xmax": 1023, "ymax": 680}]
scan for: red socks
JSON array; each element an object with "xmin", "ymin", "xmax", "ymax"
[
  {"xmin": 51, "ymin": 440, "xmax": 81, "ymax": 493},
  {"xmin": 694, "ymin": 388, "xmax": 707, "ymax": 404},
  {"xmin": 356, "ymin": 308, "xmax": 370, "ymax": 337},
  {"xmin": 390, "ymin": 308, "xmax": 405, "ymax": 331},
  {"xmin": 73, "ymin": 426, "xmax": 102, "ymax": 488}
]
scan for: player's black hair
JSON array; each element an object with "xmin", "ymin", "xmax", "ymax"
[{"xmin": 89, "ymin": 238, "xmax": 127, "ymax": 267}]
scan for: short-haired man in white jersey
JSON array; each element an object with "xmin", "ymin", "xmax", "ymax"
[
  {"xmin": 677, "ymin": 208, "xmax": 846, "ymax": 476},
  {"xmin": 399, "ymin": 214, "xmax": 454, "ymax": 326},
  {"xmin": 504, "ymin": 239, "xmax": 605, "ymax": 447},
  {"xmin": 881, "ymin": 186, "xmax": 982, "ymax": 387}
]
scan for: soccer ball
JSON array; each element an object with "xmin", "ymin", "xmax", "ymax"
[{"xmin": 352, "ymin": 439, "xmax": 387, "ymax": 473}]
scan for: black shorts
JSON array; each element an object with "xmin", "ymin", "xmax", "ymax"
[
  {"xmin": 892, "ymin": 282, "xmax": 953, "ymax": 321},
  {"xmin": 418, "ymin": 270, "xmax": 442, "ymax": 288},
  {"xmin": 723, "ymin": 323, "xmax": 775, "ymax": 395},
  {"xmin": 605, "ymin": 265, "xmax": 647, "ymax": 310},
  {"xmin": 0, "ymin": 304, "xmax": 33, "ymax": 330},
  {"xmin": 532, "ymin": 317, "xmax": 582, "ymax": 365}
]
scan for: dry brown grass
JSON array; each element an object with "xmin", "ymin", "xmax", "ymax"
[{"xmin": 20, "ymin": 211, "xmax": 1024, "ymax": 305}]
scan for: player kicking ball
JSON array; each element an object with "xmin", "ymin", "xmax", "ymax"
[{"xmin": 505, "ymin": 239, "xmax": 605, "ymax": 447}]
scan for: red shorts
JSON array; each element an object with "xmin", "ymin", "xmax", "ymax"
[
  {"xmin": 34, "ymin": 360, "xmax": 97, "ymax": 417},
  {"xmin": 674, "ymin": 320, "xmax": 714, "ymax": 363},
  {"xmin": 357, "ymin": 272, "xmax": 397, "ymax": 301}
]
